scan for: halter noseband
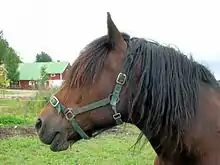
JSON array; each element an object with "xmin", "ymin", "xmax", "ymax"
[{"xmin": 49, "ymin": 44, "xmax": 132, "ymax": 139}]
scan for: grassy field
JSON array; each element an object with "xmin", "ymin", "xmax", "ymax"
[
  {"xmin": 0, "ymin": 89, "xmax": 156, "ymax": 165},
  {"xmin": 0, "ymin": 126, "xmax": 156, "ymax": 165},
  {"xmin": 0, "ymin": 99, "xmax": 21, "ymax": 107}
]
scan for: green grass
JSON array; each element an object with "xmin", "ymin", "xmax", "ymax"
[
  {"xmin": 0, "ymin": 132, "xmax": 156, "ymax": 165},
  {"xmin": 0, "ymin": 99, "xmax": 21, "ymax": 108}
]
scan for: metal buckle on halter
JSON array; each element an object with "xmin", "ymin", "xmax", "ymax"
[
  {"xmin": 113, "ymin": 113, "xmax": 121, "ymax": 120},
  {"xmin": 116, "ymin": 73, "xmax": 127, "ymax": 85},
  {"xmin": 65, "ymin": 108, "xmax": 75, "ymax": 121},
  {"xmin": 49, "ymin": 96, "xmax": 59, "ymax": 107}
]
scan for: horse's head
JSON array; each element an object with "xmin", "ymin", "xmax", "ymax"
[{"xmin": 35, "ymin": 13, "xmax": 132, "ymax": 151}]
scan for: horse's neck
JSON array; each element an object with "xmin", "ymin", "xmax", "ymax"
[{"xmin": 199, "ymin": 152, "xmax": 220, "ymax": 165}]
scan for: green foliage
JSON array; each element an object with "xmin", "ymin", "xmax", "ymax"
[
  {"xmin": 3, "ymin": 48, "xmax": 20, "ymax": 84},
  {"xmin": 0, "ymin": 30, "xmax": 2, "ymax": 39},
  {"xmin": 0, "ymin": 31, "xmax": 21, "ymax": 83},
  {"xmin": 0, "ymin": 65, "xmax": 9, "ymax": 88},
  {"xmin": 40, "ymin": 65, "xmax": 48, "ymax": 83},
  {"xmin": 36, "ymin": 51, "xmax": 52, "ymax": 62},
  {"xmin": 0, "ymin": 37, "xmax": 9, "ymax": 65},
  {"xmin": 35, "ymin": 65, "xmax": 49, "ymax": 89},
  {"xmin": 0, "ymin": 78, "xmax": 10, "ymax": 88},
  {"xmin": 0, "ymin": 115, "xmax": 30, "ymax": 125}
]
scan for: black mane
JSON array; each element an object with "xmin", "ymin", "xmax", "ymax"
[{"xmin": 126, "ymin": 37, "xmax": 218, "ymax": 152}]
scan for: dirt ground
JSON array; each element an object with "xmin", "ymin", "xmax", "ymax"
[
  {"xmin": 0, "ymin": 125, "xmax": 37, "ymax": 139},
  {"xmin": 0, "ymin": 125, "xmax": 127, "ymax": 140}
]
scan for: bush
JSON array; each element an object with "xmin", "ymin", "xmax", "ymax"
[
  {"xmin": 0, "ymin": 78, "xmax": 10, "ymax": 88},
  {"xmin": 0, "ymin": 115, "xmax": 31, "ymax": 125}
]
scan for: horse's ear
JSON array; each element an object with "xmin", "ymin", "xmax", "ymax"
[{"xmin": 107, "ymin": 12, "xmax": 126, "ymax": 52}]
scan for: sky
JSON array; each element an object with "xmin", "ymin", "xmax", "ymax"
[{"xmin": 0, "ymin": 0, "xmax": 220, "ymax": 79}]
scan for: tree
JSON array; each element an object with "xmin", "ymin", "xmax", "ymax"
[
  {"xmin": 0, "ymin": 31, "xmax": 9, "ymax": 65},
  {"xmin": 35, "ymin": 51, "xmax": 52, "ymax": 62},
  {"xmin": 40, "ymin": 65, "xmax": 48, "ymax": 83},
  {"xmin": 0, "ymin": 30, "xmax": 21, "ymax": 86},
  {"xmin": 0, "ymin": 66, "xmax": 10, "ymax": 88},
  {"xmin": 37, "ymin": 65, "xmax": 48, "ymax": 89},
  {"xmin": 4, "ymin": 48, "xmax": 20, "ymax": 84},
  {"xmin": 0, "ymin": 30, "xmax": 3, "ymax": 39}
]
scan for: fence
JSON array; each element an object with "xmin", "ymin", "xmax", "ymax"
[{"xmin": 0, "ymin": 88, "xmax": 57, "ymax": 119}]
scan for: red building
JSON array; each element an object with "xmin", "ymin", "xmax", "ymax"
[{"xmin": 17, "ymin": 61, "xmax": 70, "ymax": 89}]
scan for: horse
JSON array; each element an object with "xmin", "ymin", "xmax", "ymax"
[{"xmin": 35, "ymin": 12, "xmax": 220, "ymax": 165}]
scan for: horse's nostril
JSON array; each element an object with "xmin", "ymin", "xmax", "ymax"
[{"xmin": 35, "ymin": 118, "xmax": 42, "ymax": 131}]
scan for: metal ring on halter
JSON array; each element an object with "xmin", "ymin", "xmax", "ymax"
[
  {"xmin": 113, "ymin": 113, "xmax": 121, "ymax": 120},
  {"xmin": 65, "ymin": 109, "xmax": 75, "ymax": 121},
  {"xmin": 116, "ymin": 73, "xmax": 127, "ymax": 85},
  {"xmin": 50, "ymin": 96, "xmax": 59, "ymax": 107}
]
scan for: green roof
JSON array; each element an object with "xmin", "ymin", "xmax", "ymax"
[{"xmin": 18, "ymin": 61, "xmax": 69, "ymax": 80}]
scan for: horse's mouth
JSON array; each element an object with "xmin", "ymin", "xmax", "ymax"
[
  {"xmin": 49, "ymin": 127, "xmax": 113, "ymax": 152},
  {"xmin": 48, "ymin": 131, "xmax": 92, "ymax": 152},
  {"xmin": 49, "ymin": 132, "xmax": 71, "ymax": 152},
  {"xmin": 38, "ymin": 131, "xmax": 59, "ymax": 145}
]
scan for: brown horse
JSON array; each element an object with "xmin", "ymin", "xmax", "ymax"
[{"xmin": 35, "ymin": 12, "xmax": 220, "ymax": 165}]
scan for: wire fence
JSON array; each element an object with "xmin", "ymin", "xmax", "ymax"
[
  {"xmin": 0, "ymin": 98, "xmax": 47, "ymax": 118},
  {"xmin": 0, "ymin": 98, "xmax": 46, "ymax": 101},
  {"xmin": 0, "ymin": 89, "xmax": 56, "ymax": 119}
]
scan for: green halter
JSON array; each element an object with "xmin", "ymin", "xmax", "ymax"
[{"xmin": 49, "ymin": 46, "xmax": 131, "ymax": 139}]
